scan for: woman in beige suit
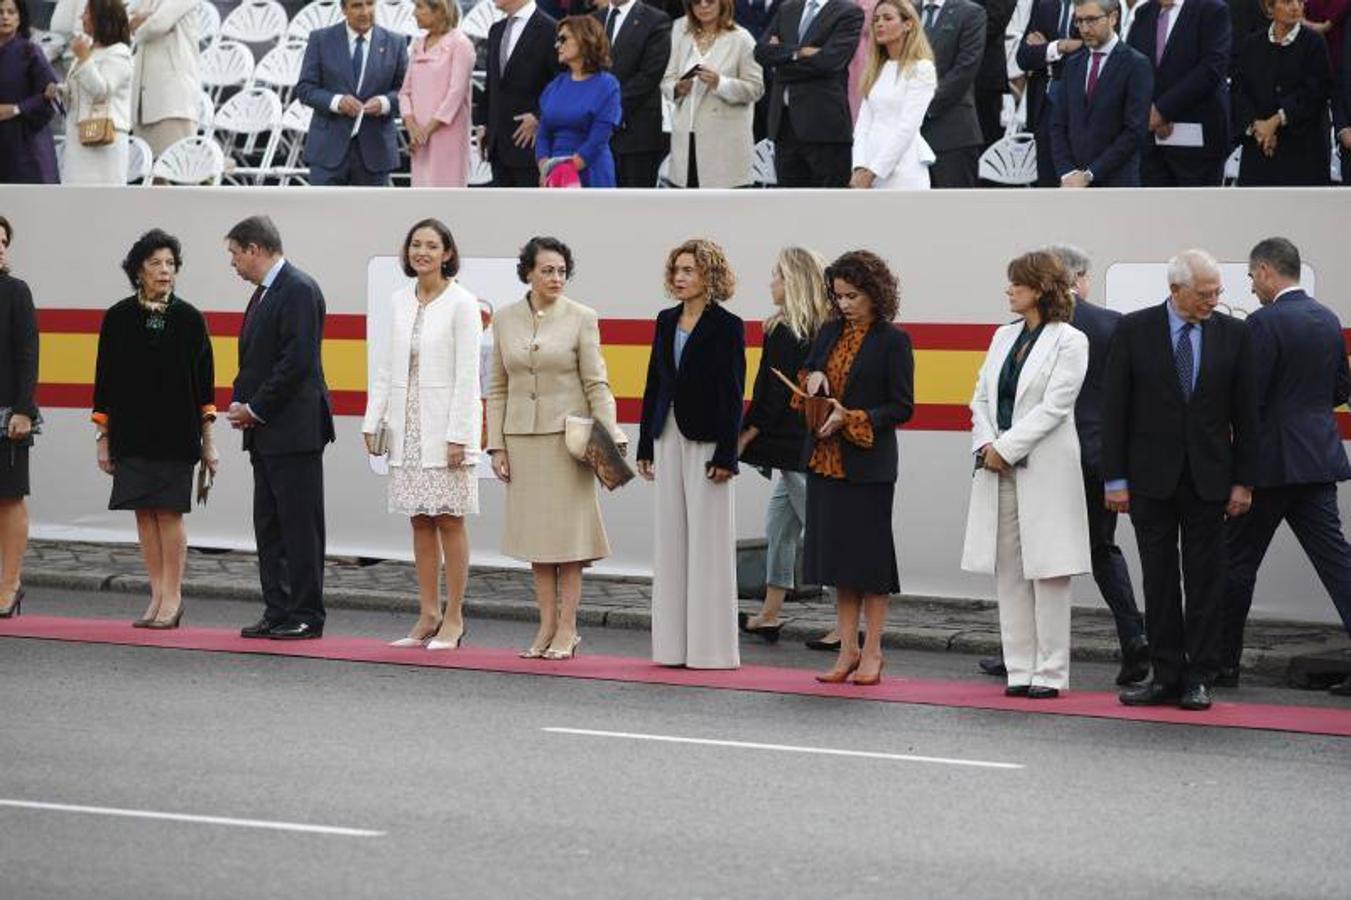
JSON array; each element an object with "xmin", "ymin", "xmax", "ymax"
[
  {"xmin": 660, "ymin": 0, "xmax": 763, "ymax": 188},
  {"xmin": 487, "ymin": 237, "xmax": 624, "ymax": 660},
  {"xmin": 128, "ymin": 0, "xmax": 201, "ymax": 156}
]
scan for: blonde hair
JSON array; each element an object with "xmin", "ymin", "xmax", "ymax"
[
  {"xmin": 416, "ymin": 0, "xmax": 459, "ymax": 31},
  {"xmin": 766, "ymin": 247, "xmax": 830, "ymax": 342},
  {"xmin": 859, "ymin": 0, "xmax": 934, "ymax": 98}
]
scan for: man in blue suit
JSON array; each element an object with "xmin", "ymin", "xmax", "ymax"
[
  {"xmin": 1049, "ymin": 0, "xmax": 1152, "ymax": 187},
  {"xmin": 295, "ymin": 0, "xmax": 409, "ymax": 186},
  {"xmin": 1222, "ymin": 238, "xmax": 1351, "ymax": 696},
  {"xmin": 1124, "ymin": 0, "xmax": 1231, "ymax": 186}
]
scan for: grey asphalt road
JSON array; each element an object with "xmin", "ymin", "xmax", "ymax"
[{"xmin": 2, "ymin": 586, "xmax": 1349, "ymax": 900}]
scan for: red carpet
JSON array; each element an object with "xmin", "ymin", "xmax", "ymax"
[{"xmin": 3, "ymin": 614, "xmax": 1350, "ymax": 737}]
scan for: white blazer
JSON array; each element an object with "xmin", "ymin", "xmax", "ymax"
[
  {"xmin": 852, "ymin": 59, "xmax": 937, "ymax": 190},
  {"xmin": 362, "ymin": 282, "xmax": 483, "ymax": 468},
  {"xmin": 131, "ymin": 0, "xmax": 202, "ymax": 125},
  {"xmin": 961, "ymin": 320, "xmax": 1092, "ymax": 579},
  {"xmin": 66, "ymin": 43, "xmax": 134, "ymax": 132}
]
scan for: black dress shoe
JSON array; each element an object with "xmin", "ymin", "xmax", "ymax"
[
  {"xmin": 1115, "ymin": 637, "xmax": 1151, "ymax": 686},
  {"xmin": 1213, "ymin": 667, "xmax": 1240, "ymax": 688},
  {"xmin": 268, "ymin": 622, "xmax": 323, "ymax": 640},
  {"xmin": 1119, "ymin": 681, "xmax": 1182, "ymax": 707},
  {"xmin": 1179, "ymin": 683, "xmax": 1213, "ymax": 711},
  {"xmin": 805, "ymin": 633, "xmax": 864, "ymax": 652},
  {"xmin": 979, "ymin": 657, "xmax": 1008, "ymax": 677},
  {"xmin": 240, "ymin": 619, "xmax": 278, "ymax": 639},
  {"xmin": 737, "ymin": 612, "xmax": 750, "ymax": 633},
  {"xmin": 1328, "ymin": 675, "xmax": 1351, "ymax": 697},
  {"xmin": 1004, "ymin": 685, "xmax": 1030, "ymax": 697},
  {"xmin": 1027, "ymin": 686, "xmax": 1060, "ymax": 700}
]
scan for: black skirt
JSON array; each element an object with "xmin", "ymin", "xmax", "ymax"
[
  {"xmin": 0, "ymin": 441, "xmax": 29, "ymax": 498},
  {"xmin": 803, "ymin": 474, "xmax": 899, "ymax": 595},
  {"xmin": 109, "ymin": 457, "xmax": 193, "ymax": 513}
]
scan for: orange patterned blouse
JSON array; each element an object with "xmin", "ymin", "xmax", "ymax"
[{"xmin": 792, "ymin": 321, "xmax": 875, "ymax": 479}]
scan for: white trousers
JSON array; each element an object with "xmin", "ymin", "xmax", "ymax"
[
  {"xmin": 651, "ymin": 424, "xmax": 740, "ymax": 669},
  {"xmin": 996, "ymin": 473, "xmax": 1071, "ymax": 689}
]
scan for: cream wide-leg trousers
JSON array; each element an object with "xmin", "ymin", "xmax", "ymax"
[
  {"xmin": 996, "ymin": 472, "xmax": 1071, "ymax": 689},
  {"xmin": 651, "ymin": 424, "xmax": 740, "ymax": 669}
]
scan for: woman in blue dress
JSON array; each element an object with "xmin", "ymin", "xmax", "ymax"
[{"xmin": 536, "ymin": 15, "xmax": 622, "ymax": 189}]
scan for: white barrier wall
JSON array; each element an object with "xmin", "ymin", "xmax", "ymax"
[{"xmin": 4, "ymin": 185, "xmax": 1348, "ymax": 623}]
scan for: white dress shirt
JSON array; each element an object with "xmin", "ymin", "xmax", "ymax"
[
  {"xmin": 604, "ymin": 0, "xmax": 636, "ymax": 43},
  {"xmin": 1084, "ymin": 33, "xmax": 1118, "ymax": 90},
  {"xmin": 328, "ymin": 25, "xmax": 391, "ymax": 116},
  {"xmin": 502, "ymin": 1, "xmax": 538, "ymax": 64}
]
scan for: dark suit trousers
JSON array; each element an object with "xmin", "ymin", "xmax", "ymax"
[
  {"xmin": 976, "ymin": 89, "xmax": 1005, "ymax": 149},
  {"xmin": 616, "ymin": 148, "xmax": 667, "ymax": 188},
  {"xmin": 309, "ymin": 142, "xmax": 390, "ymax": 186},
  {"xmin": 774, "ymin": 117, "xmax": 851, "ymax": 187},
  {"xmin": 1083, "ymin": 464, "xmax": 1145, "ymax": 648},
  {"xmin": 1141, "ymin": 145, "xmax": 1225, "ymax": 187},
  {"xmin": 1222, "ymin": 483, "xmax": 1351, "ymax": 667},
  {"xmin": 928, "ymin": 145, "xmax": 981, "ymax": 188},
  {"xmin": 251, "ymin": 451, "xmax": 327, "ymax": 628},
  {"xmin": 491, "ymin": 160, "xmax": 539, "ymax": 187},
  {"xmin": 1129, "ymin": 468, "xmax": 1226, "ymax": 688}
]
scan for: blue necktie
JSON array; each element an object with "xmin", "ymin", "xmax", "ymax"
[
  {"xmin": 799, "ymin": 0, "xmax": 820, "ymax": 42},
  {"xmin": 1175, "ymin": 322, "xmax": 1194, "ymax": 400},
  {"xmin": 352, "ymin": 34, "xmax": 366, "ymax": 89}
]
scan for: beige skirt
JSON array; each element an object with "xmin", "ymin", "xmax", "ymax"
[{"xmin": 502, "ymin": 432, "xmax": 610, "ymax": 564}]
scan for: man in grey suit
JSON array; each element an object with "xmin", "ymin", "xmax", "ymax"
[{"xmin": 918, "ymin": 0, "xmax": 987, "ymax": 188}]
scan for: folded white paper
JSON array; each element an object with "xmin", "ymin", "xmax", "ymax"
[{"xmin": 1155, "ymin": 122, "xmax": 1204, "ymax": 147}]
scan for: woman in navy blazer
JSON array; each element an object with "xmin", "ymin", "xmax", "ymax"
[
  {"xmin": 801, "ymin": 251, "xmax": 914, "ymax": 685},
  {"xmin": 638, "ymin": 239, "xmax": 746, "ymax": 669}
]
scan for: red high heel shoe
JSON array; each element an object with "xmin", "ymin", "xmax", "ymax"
[
  {"xmin": 850, "ymin": 658, "xmax": 886, "ymax": 686},
  {"xmin": 815, "ymin": 657, "xmax": 861, "ymax": 684}
]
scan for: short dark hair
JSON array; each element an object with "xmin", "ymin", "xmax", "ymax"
[
  {"xmin": 400, "ymin": 218, "xmax": 459, "ymax": 278},
  {"xmin": 825, "ymin": 250, "xmax": 899, "ymax": 323},
  {"xmin": 1007, "ymin": 251, "xmax": 1075, "ymax": 323},
  {"xmin": 225, "ymin": 215, "xmax": 284, "ymax": 254},
  {"xmin": 1249, "ymin": 236, "xmax": 1301, "ymax": 280},
  {"xmin": 121, "ymin": 228, "xmax": 183, "ymax": 291},
  {"xmin": 560, "ymin": 15, "xmax": 610, "ymax": 73},
  {"xmin": 86, "ymin": 0, "xmax": 131, "ymax": 47},
  {"xmin": 0, "ymin": 215, "xmax": 11, "ymax": 246},
  {"xmin": 517, "ymin": 236, "xmax": 574, "ymax": 283}
]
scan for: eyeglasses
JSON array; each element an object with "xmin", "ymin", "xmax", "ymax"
[
  {"xmin": 1072, "ymin": 13, "xmax": 1108, "ymax": 25},
  {"xmin": 690, "ymin": 0, "xmax": 719, "ymax": 6},
  {"xmin": 1191, "ymin": 286, "xmax": 1225, "ymax": 301}
]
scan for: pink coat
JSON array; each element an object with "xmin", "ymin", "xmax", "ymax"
[{"xmin": 398, "ymin": 29, "xmax": 475, "ymax": 187}]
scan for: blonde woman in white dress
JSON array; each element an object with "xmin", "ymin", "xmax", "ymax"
[
  {"xmin": 849, "ymin": 0, "xmax": 937, "ymax": 190},
  {"xmin": 363, "ymin": 219, "xmax": 482, "ymax": 650},
  {"xmin": 60, "ymin": 0, "xmax": 132, "ymax": 185}
]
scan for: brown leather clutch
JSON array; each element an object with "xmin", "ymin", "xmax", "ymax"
[{"xmin": 803, "ymin": 395, "xmax": 832, "ymax": 433}]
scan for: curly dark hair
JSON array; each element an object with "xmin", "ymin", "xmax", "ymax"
[
  {"xmin": 1007, "ymin": 251, "xmax": 1074, "ymax": 323},
  {"xmin": 559, "ymin": 15, "xmax": 610, "ymax": 74},
  {"xmin": 86, "ymin": 0, "xmax": 130, "ymax": 47},
  {"xmin": 517, "ymin": 236, "xmax": 574, "ymax": 283},
  {"xmin": 664, "ymin": 238, "xmax": 736, "ymax": 303},
  {"xmin": 120, "ymin": 228, "xmax": 182, "ymax": 291},
  {"xmin": 400, "ymin": 218, "xmax": 459, "ymax": 278},
  {"xmin": 824, "ymin": 250, "xmax": 899, "ymax": 322}
]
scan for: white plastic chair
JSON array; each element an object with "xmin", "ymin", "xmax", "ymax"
[
  {"xmin": 752, "ymin": 139, "xmax": 776, "ymax": 187},
  {"xmin": 378, "ymin": 1, "xmax": 423, "ymax": 38},
  {"xmin": 126, "ymin": 134, "xmax": 154, "ymax": 184},
  {"xmin": 151, "ymin": 136, "xmax": 226, "ymax": 185},
  {"xmin": 467, "ymin": 128, "xmax": 492, "ymax": 186},
  {"xmin": 196, "ymin": 89, "xmax": 215, "ymax": 134},
  {"xmin": 221, "ymin": 0, "xmax": 288, "ymax": 49},
  {"xmin": 1223, "ymin": 145, "xmax": 1242, "ymax": 186},
  {"xmin": 32, "ymin": 29, "xmax": 68, "ymax": 63},
  {"xmin": 193, "ymin": 1, "xmax": 221, "ymax": 49},
  {"xmin": 287, "ymin": 0, "xmax": 344, "ymax": 43},
  {"xmin": 211, "ymin": 87, "xmax": 284, "ymax": 181},
  {"xmin": 201, "ymin": 40, "xmax": 256, "ymax": 101},
  {"xmin": 253, "ymin": 40, "xmax": 307, "ymax": 104},
  {"xmin": 460, "ymin": 0, "xmax": 501, "ymax": 42},
  {"xmin": 271, "ymin": 100, "xmax": 314, "ymax": 185},
  {"xmin": 977, "ymin": 131, "xmax": 1039, "ymax": 186}
]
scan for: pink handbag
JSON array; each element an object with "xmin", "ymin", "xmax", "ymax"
[{"xmin": 544, "ymin": 159, "xmax": 582, "ymax": 188}]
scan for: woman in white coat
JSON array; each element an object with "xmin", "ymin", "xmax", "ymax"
[
  {"xmin": 363, "ymin": 219, "xmax": 482, "ymax": 650},
  {"xmin": 849, "ymin": 0, "xmax": 937, "ymax": 190},
  {"xmin": 660, "ymin": 0, "xmax": 763, "ymax": 188},
  {"xmin": 60, "ymin": 0, "xmax": 132, "ymax": 185},
  {"xmin": 961, "ymin": 251, "xmax": 1091, "ymax": 698},
  {"xmin": 128, "ymin": 0, "xmax": 200, "ymax": 156}
]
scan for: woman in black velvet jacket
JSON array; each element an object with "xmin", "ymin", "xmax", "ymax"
[{"xmin": 0, "ymin": 215, "xmax": 38, "ymax": 618}]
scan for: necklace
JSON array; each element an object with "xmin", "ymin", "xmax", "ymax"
[{"xmin": 694, "ymin": 28, "xmax": 717, "ymax": 53}]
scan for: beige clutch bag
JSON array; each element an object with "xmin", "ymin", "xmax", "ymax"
[{"xmin": 564, "ymin": 415, "xmax": 634, "ymax": 491}]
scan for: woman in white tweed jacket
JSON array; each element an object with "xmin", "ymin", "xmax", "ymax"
[{"xmin": 60, "ymin": 0, "xmax": 132, "ymax": 185}]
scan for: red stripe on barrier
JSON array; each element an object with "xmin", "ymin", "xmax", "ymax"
[
  {"xmin": 38, "ymin": 309, "xmax": 366, "ymax": 340},
  {"xmin": 3, "ymin": 615, "xmax": 1349, "ymax": 737}
]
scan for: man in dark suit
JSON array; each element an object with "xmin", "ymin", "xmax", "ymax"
[
  {"xmin": 294, "ymin": 0, "xmax": 408, "ymax": 186},
  {"xmin": 1016, "ymin": 0, "xmax": 1084, "ymax": 186},
  {"xmin": 1334, "ymin": 26, "xmax": 1351, "ymax": 184},
  {"xmin": 755, "ymin": 0, "xmax": 864, "ymax": 187},
  {"xmin": 1221, "ymin": 238, "xmax": 1351, "ymax": 697},
  {"xmin": 918, "ymin": 0, "xmax": 987, "ymax": 187},
  {"xmin": 1104, "ymin": 249, "xmax": 1258, "ymax": 711},
  {"xmin": 477, "ymin": 0, "xmax": 559, "ymax": 187},
  {"xmin": 1125, "ymin": 0, "xmax": 1232, "ymax": 186},
  {"xmin": 736, "ymin": 0, "xmax": 780, "ymax": 38},
  {"xmin": 597, "ymin": 0, "xmax": 672, "ymax": 187},
  {"xmin": 972, "ymin": 0, "xmax": 1017, "ymax": 148},
  {"xmin": 1049, "ymin": 0, "xmax": 1152, "ymax": 187},
  {"xmin": 225, "ymin": 217, "xmax": 336, "ymax": 641}
]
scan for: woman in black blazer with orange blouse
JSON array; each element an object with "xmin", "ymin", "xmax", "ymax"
[
  {"xmin": 800, "ymin": 250, "xmax": 914, "ymax": 685},
  {"xmin": 0, "ymin": 215, "xmax": 38, "ymax": 618},
  {"xmin": 638, "ymin": 239, "xmax": 746, "ymax": 669}
]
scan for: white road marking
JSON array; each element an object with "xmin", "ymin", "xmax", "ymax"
[
  {"xmin": 543, "ymin": 728, "xmax": 1024, "ymax": 770},
  {"xmin": 0, "ymin": 799, "xmax": 386, "ymax": 837}
]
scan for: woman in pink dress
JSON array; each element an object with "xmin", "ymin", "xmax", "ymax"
[{"xmin": 399, "ymin": 0, "xmax": 475, "ymax": 187}]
